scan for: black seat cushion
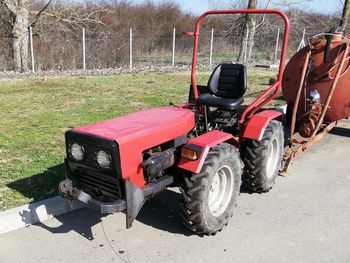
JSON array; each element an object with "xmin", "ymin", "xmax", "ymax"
[
  {"xmin": 208, "ymin": 64, "xmax": 247, "ymax": 99},
  {"xmin": 196, "ymin": 63, "xmax": 247, "ymax": 111},
  {"xmin": 196, "ymin": 93, "xmax": 244, "ymax": 111}
]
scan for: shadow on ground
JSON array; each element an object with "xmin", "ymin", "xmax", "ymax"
[
  {"xmin": 35, "ymin": 208, "xmax": 104, "ymax": 240},
  {"xmin": 5, "ymin": 161, "xmax": 271, "ymax": 239},
  {"xmin": 6, "ymin": 163, "xmax": 65, "ymax": 205},
  {"xmin": 4, "ymin": 163, "xmax": 205, "ymax": 238},
  {"xmin": 31, "ymin": 189, "xmax": 192, "ymax": 240},
  {"xmin": 136, "ymin": 189, "xmax": 192, "ymax": 236},
  {"xmin": 330, "ymin": 126, "xmax": 350, "ymax": 138}
]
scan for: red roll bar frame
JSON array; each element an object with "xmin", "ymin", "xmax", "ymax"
[{"xmin": 188, "ymin": 9, "xmax": 290, "ymax": 125}]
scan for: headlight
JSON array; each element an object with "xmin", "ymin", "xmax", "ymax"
[
  {"xmin": 70, "ymin": 143, "xmax": 85, "ymax": 161},
  {"xmin": 96, "ymin": 150, "xmax": 111, "ymax": 169}
]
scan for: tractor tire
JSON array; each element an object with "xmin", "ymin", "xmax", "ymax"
[
  {"xmin": 179, "ymin": 143, "xmax": 243, "ymax": 235},
  {"xmin": 242, "ymin": 120, "xmax": 284, "ymax": 193}
]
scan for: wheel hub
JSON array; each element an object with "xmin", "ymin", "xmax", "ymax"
[
  {"xmin": 266, "ymin": 137, "xmax": 279, "ymax": 180},
  {"xmin": 208, "ymin": 165, "xmax": 234, "ymax": 217}
]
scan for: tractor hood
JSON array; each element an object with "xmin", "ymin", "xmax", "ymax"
[
  {"xmin": 74, "ymin": 106, "xmax": 195, "ymax": 143},
  {"xmin": 73, "ymin": 106, "xmax": 195, "ymax": 187}
]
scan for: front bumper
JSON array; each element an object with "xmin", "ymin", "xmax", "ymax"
[
  {"xmin": 59, "ymin": 174, "xmax": 174, "ymax": 228},
  {"xmin": 59, "ymin": 179, "xmax": 126, "ymax": 214}
]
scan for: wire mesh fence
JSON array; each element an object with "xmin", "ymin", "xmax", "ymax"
[{"xmin": 0, "ymin": 22, "xmax": 320, "ymax": 72}]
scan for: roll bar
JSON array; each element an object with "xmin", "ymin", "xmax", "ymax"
[{"xmin": 186, "ymin": 9, "xmax": 290, "ymax": 124}]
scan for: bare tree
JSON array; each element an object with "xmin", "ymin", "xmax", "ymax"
[
  {"xmin": 237, "ymin": 0, "xmax": 257, "ymax": 62},
  {"xmin": 0, "ymin": 0, "xmax": 109, "ymax": 72},
  {"xmin": 0, "ymin": 0, "xmax": 53, "ymax": 72},
  {"xmin": 0, "ymin": 0, "xmax": 30, "ymax": 72},
  {"xmin": 341, "ymin": 0, "xmax": 350, "ymax": 30}
]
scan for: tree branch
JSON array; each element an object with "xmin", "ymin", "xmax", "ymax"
[
  {"xmin": 30, "ymin": 0, "xmax": 52, "ymax": 27},
  {"xmin": 0, "ymin": 0, "xmax": 17, "ymax": 14}
]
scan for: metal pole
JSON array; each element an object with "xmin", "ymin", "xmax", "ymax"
[
  {"xmin": 209, "ymin": 28, "xmax": 214, "ymax": 67},
  {"xmin": 274, "ymin": 27, "xmax": 280, "ymax": 62},
  {"xmin": 130, "ymin": 28, "xmax": 133, "ymax": 70},
  {"xmin": 297, "ymin": 29, "xmax": 306, "ymax": 51},
  {"xmin": 82, "ymin": 28, "xmax": 86, "ymax": 70},
  {"xmin": 29, "ymin": 26, "xmax": 35, "ymax": 72},
  {"xmin": 172, "ymin": 28, "xmax": 176, "ymax": 67}
]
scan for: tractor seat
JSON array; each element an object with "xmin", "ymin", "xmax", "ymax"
[{"xmin": 196, "ymin": 63, "xmax": 247, "ymax": 111}]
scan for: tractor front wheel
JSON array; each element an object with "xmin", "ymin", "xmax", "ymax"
[
  {"xmin": 242, "ymin": 120, "xmax": 284, "ymax": 193},
  {"xmin": 179, "ymin": 143, "xmax": 243, "ymax": 235}
]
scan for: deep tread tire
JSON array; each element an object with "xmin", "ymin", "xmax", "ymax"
[
  {"xmin": 242, "ymin": 120, "xmax": 284, "ymax": 193},
  {"xmin": 179, "ymin": 143, "xmax": 243, "ymax": 235}
]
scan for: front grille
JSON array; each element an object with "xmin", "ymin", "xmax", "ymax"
[
  {"xmin": 65, "ymin": 130, "xmax": 125, "ymax": 202},
  {"xmin": 76, "ymin": 170, "xmax": 123, "ymax": 201}
]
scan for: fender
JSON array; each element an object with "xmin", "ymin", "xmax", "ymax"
[
  {"xmin": 242, "ymin": 110, "xmax": 282, "ymax": 141},
  {"xmin": 177, "ymin": 130, "xmax": 239, "ymax": 173}
]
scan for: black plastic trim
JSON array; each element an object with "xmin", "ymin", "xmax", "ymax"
[{"xmin": 65, "ymin": 130, "xmax": 124, "ymax": 200}]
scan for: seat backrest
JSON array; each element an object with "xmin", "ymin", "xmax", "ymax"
[{"xmin": 207, "ymin": 63, "xmax": 247, "ymax": 99}]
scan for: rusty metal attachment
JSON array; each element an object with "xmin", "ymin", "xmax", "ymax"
[{"xmin": 280, "ymin": 35, "xmax": 350, "ymax": 175}]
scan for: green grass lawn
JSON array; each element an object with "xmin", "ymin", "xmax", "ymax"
[{"xmin": 0, "ymin": 69, "xmax": 279, "ymax": 211}]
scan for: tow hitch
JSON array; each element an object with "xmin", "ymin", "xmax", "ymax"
[{"xmin": 58, "ymin": 179, "xmax": 126, "ymax": 214}]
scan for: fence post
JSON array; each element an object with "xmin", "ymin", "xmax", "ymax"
[
  {"xmin": 297, "ymin": 28, "xmax": 306, "ymax": 51},
  {"xmin": 82, "ymin": 28, "xmax": 86, "ymax": 70},
  {"xmin": 29, "ymin": 26, "xmax": 35, "ymax": 72},
  {"xmin": 274, "ymin": 27, "xmax": 280, "ymax": 62},
  {"xmin": 129, "ymin": 28, "xmax": 133, "ymax": 70},
  {"xmin": 209, "ymin": 28, "xmax": 214, "ymax": 67},
  {"xmin": 172, "ymin": 28, "xmax": 176, "ymax": 67}
]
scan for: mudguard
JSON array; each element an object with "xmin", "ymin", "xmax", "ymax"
[
  {"xmin": 177, "ymin": 130, "xmax": 239, "ymax": 174},
  {"xmin": 242, "ymin": 110, "xmax": 282, "ymax": 140}
]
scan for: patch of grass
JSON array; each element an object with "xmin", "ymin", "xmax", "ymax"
[{"xmin": 0, "ymin": 68, "xmax": 278, "ymax": 210}]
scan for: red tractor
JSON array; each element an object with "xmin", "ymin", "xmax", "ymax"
[{"xmin": 59, "ymin": 9, "xmax": 290, "ymax": 235}]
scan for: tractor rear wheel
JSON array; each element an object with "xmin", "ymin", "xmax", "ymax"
[
  {"xmin": 179, "ymin": 143, "xmax": 243, "ymax": 235},
  {"xmin": 242, "ymin": 120, "xmax": 284, "ymax": 193}
]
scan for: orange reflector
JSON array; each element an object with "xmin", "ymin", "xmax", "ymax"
[{"xmin": 181, "ymin": 148, "xmax": 198, "ymax": 160}]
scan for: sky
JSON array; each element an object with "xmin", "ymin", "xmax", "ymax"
[{"xmin": 134, "ymin": 0, "xmax": 342, "ymax": 16}]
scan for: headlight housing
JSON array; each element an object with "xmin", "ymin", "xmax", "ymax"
[
  {"xmin": 70, "ymin": 143, "xmax": 85, "ymax": 161},
  {"xmin": 96, "ymin": 150, "xmax": 111, "ymax": 169}
]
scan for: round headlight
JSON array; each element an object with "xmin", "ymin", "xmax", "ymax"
[
  {"xmin": 70, "ymin": 143, "xmax": 85, "ymax": 161},
  {"xmin": 96, "ymin": 150, "xmax": 111, "ymax": 169}
]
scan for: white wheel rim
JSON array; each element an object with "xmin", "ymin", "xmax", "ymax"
[
  {"xmin": 208, "ymin": 165, "xmax": 234, "ymax": 217},
  {"xmin": 266, "ymin": 138, "xmax": 279, "ymax": 180}
]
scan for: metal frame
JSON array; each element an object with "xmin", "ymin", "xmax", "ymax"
[{"xmin": 187, "ymin": 9, "xmax": 290, "ymax": 130}]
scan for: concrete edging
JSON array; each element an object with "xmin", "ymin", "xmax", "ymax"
[{"xmin": 0, "ymin": 196, "xmax": 85, "ymax": 235}]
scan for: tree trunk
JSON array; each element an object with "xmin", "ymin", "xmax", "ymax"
[
  {"xmin": 2, "ymin": 0, "xmax": 30, "ymax": 72},
  {"xmin": 246, "ymin": 17, "xmax": 256, "ymax": 61},
  {"xmin": 237, "ymin": 0, "xmax": 257, "ymax": 63},
  {"xmin": 341, "ymin": 0, "xmax": 350, "ymax": 31}
]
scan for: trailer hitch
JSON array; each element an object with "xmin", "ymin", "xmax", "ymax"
[
  {"xmin": 58, "ymin": 179, "xmax": 126, "ymax": 214},
  {"xmin": 59, "ymin": 175, "xmax": 174, "ymax": 228}
]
